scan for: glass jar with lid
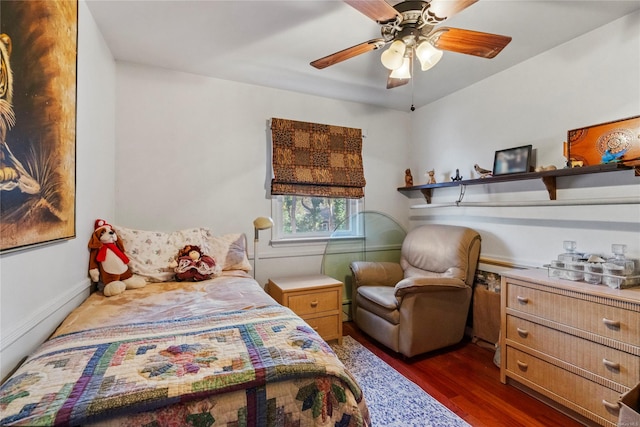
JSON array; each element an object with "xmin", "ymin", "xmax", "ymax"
[{"xmin": 557, "ymin": 240, "xmax": 581, "ymax": 262}]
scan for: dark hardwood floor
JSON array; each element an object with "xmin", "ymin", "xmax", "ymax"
[{"xmin": 343, "ymin": 322, "xmax": 585, "ymax": 427}]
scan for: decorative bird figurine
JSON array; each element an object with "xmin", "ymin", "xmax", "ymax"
[
  {"xmin": 474, "ymin": 164, "xmax": 493, "ymax": 178},
  {"xmin": 601, "ymin": 148, "xmax": 628, "ymax": 164}
]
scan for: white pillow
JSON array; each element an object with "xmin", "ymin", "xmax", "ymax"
[
  {"xmin": 114, "ymin": 225, "xmax": 209, "ymax": 282},
  {"xmin": 201, "ymin": 230, "xmax": 252, "ymax": 272}
]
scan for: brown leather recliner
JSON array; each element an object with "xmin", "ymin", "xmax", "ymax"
[{"xmin": 350, "ymin": 224, "xmax": 481, "ymax": 357}]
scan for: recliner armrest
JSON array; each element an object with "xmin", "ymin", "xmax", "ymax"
[
  {"xmin": 350, "ymin": 261, "xmax": 404, "ymax": 288},
  {"xmin": 394, "ymin": 276, "xmax": 468, "ymax": 297}
]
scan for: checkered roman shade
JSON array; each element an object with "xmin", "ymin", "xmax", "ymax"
[{"xmin": 270, "ymin": 118, "xmax": 366, "ymax": 199}]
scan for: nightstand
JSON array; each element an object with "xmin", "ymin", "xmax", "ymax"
[{"xmin": 267, "ymin": 275, "xmax": 343, "ymax": 344}]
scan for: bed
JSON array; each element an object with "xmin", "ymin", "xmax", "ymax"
[{"xmin": 0, "ymin": 226, "xmax": 370, "ymax": 426}]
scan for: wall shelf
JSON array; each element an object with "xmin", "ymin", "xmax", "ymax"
[{"xmin": 397, "ymin": 163, "xmax": 639, "ymax": 204}]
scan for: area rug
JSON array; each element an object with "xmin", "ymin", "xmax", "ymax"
[{"xmin": 331, "ymin": 336, "xmax": 470, "ymax": 427}]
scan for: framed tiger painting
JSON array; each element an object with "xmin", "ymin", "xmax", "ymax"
[{"xmin": 0, "ymin": 0, "xmax": 78, "ymax": 253}]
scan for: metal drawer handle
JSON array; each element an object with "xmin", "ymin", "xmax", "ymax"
[
  {"xmin": 516, "ymin": 360, "xmax": 528, "ymax": 370},
  {"xmin": 602, "ymin": 318, "xmax": 620, "ymax": 328},
  {"xmin": 516, "ymin": 296, "xmax": 529, "ymax": 304},
  {"xmin": 310, "ymin": 300, "xmax": 319, "ymax": 308},
  {"xmin": 602, "ymin": 400, "xmax": 619, "ymax": 412},
  {"xmin": 516, "ymin": 328, "xmax": 529, "ymax": 338},
  {"xmin": 603, "ymin": 359, "xmax": 620, "ymax": 370}
]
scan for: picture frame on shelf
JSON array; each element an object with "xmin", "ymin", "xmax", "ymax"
[
  {"xmin": 567, "ymin": 115, "xmax": 640, "ymax": 167},
  {"xmin": 492, "ymin": 144, "xmax": 533, "ymax": 176}
]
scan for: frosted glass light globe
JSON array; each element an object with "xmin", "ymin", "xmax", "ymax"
[{"xmin": 381, "ymin": 40, "xmax": 406, "ymax": 70}]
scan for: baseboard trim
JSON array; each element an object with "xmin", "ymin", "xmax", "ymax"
[{"xmin": 1, "ymin": 278, "xmax": 90, "ymax": 351}]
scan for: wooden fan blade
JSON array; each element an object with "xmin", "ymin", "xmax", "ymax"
[
  {"xmin": 344, "ymin": 0, "xmax": 399, "ymax": 23},
  {"xmin": 386, "ymin": 54, "xmax": 412, "ymax": 89},
  {"xmin": 429, "ymin": 0, "xmax": 478, "ymax": 20},
  {"xmin": 387, "ymin": 75, "xmax": 409, "ymax": 89},
  {"xmin": 431, "ymin": 27, "xmax": 512, "ymax": 58},
  {"xmin": 311, "ymin": 38, "xmax": 386, "ymax": 69}
]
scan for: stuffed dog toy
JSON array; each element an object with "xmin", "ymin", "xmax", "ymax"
[{"xmin": 88, "ymin": 219, "xmax": 146, "ymax": 296}]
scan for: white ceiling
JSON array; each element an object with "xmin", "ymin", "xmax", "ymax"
[{"xmin": 86, "ymin": 0, "xmax": 640, "ymax": 112}]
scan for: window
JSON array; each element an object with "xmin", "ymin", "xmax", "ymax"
[{"xmin": 272, "ymin": 195, "xmax": 364, "ymax": 241}]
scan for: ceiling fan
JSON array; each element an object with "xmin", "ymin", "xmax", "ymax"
[{"xmin": 310, "ymin": 0, "xmax": 512, "ymax": 89}]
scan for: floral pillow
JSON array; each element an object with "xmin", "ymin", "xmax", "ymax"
[
  {"xmin": 114, "ymin": 225, "xmax": 209, "ymax": 282},
  {"xmin": 201, "ymin": 230, "xmax": 252, "ymax": 272}
]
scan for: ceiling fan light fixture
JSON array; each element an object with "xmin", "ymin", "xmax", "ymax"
[
  {"xmin": 415, "ymin": 40, "xmax": 443, "ymax": 71},
  {"xmin": 389, "ymin": 56, "xmax": 411, "ymax": 79},
  {"xmin": 381, "ymin": 40, "xmax": 406, "ymax": 70},
  {"xmin": 311, "ymin": 0, "xmax": 512, "ymax": 89}
]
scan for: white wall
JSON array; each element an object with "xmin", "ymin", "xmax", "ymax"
[
  {"xmin": 114, "ymin": 64, "xmax": 411, "ymax": 286},
  {"xmin": 408, "ymin": 11, "xmax": 640, "ymax": 267},
  {"xmin": 2, "ymin": 4, "xmax": 638, "ymax": 380},
  {"xmin": 0, "ymin": 1, "xmax": 117, "ymax": 378}
]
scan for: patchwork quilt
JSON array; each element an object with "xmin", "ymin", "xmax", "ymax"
[{"xmin": 0, "ymin": 276, "xmax": 369, "ymax": 426}]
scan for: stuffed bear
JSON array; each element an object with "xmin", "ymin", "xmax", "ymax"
[
  {"xmin": 174, "ymin": 244, "xmax": 218, "ymax": 281},
  {"xmin": 88, "ymin": 219, "xmax": 146, "ymax": 296}
]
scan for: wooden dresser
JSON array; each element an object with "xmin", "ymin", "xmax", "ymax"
[
  {"xmin": 500, "ymin": 269, "xmax": 640, "ymax": 426},
  {"xmin": 267, "ymin": 275, "xmax": 343, "ymax": 344}
]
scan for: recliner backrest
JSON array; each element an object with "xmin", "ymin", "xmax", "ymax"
[{"xmin": 400, "ymin": 224, "xmax": 481, "ymax": 285}]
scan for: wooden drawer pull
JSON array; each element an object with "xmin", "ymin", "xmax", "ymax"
[
  {"xmin": 516, "ymin": 360, "xmax": 528, "ymax": 370},
  {"xmin": 516, "ymin": 296, "xmax": 529, "ymax": 304},
  {"xmin": 602, "ymin": 359, "xmax": 620, "ymax": 370},
  {"xmin": 602, "ymin": 400, "xmax": 619, "ymax": 412},
  {"xmin": 602, "ymin": 318, "xmax": 620, "ymax": 328},
  {"xmin": 516, "ymin": 328, "xmax": 529, "ymax": 337},
  {"xmin": 310, "ymin": 300, "xmax": 319, "ymax": 308}
]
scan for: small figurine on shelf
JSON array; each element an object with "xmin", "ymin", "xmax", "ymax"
[
  {"xmin": 474, "ymin": 164, "xmax": 493, "ymax": 178},
  {"xmin": 426, "ymin": 169, "xmax": 436, "ymax": 184},
  {"xmin": 568, "ymin": 158, "xmax": 584, "ymax": 168},
  {"xmin": 451, "ymin": 169, "xmax": 463, "ymax": 182},
  {"xmin": 404, "ymin": 168, "xmax": 414, "ymax": 187}
]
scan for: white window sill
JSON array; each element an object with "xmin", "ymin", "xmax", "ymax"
[{"xmin": 270, "ymin": 235, "xmax": 365, "ymax": 247}]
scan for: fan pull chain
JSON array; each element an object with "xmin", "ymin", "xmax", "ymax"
[
  {"xmin": 410, "ymin": 82, "xmax": 415, "ymax": 111},
  {"xmin": 410, "ymin": 54, "xmax": 415, "ymax": 112}
]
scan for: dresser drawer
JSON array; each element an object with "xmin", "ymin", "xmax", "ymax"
[
  {"xmin": 506, "ymin": 315, "xmax": 640, "ymax": 388},
  {"xmin": 288, "ymin": 289, "xmax": 340, "ymax": 316},
  {"xmin": 305, "ymin": 314, "xmax": 341, "ymax": 340},
  {"xmin": 506, "ymin": 347, "xmax": 622, "ymax": 426},
  {"xmin": 507, "ymin": 282, "xmax": 640, "ymax": 346}
]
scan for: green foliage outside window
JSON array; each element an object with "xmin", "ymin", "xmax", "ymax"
[{"xmin": 281, "ymin": 196, "xmax": 351, "ymax": 234}]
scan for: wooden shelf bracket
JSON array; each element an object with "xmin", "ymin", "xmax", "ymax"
[
  {"xmin": 420, "ymin": 188, "xmax": 433, "ymax": 204},
  {"xmin": 541, "ymin": 176, "xmax": 557, "ymax": 200}
]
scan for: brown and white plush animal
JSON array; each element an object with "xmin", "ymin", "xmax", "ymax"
[{"xmin": 88, "ymin": 219, "xmax": 146, "ymax": 296}]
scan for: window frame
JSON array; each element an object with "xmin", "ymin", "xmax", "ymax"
[{"xmin": 271, "ymin": 195, "xmax": 364, "ymax": 243}]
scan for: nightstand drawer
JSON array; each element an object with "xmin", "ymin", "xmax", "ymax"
[
  {"xmin": 288, "ymin": 289, "xmax": 340, "ymax": 316},
  {"xmin": 305, "ymin": 314, "xmax": 341, "ymax": 340},
  {"xmin": 506, "ymin": 315, "xmax": 640, "ymax": 388}
]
